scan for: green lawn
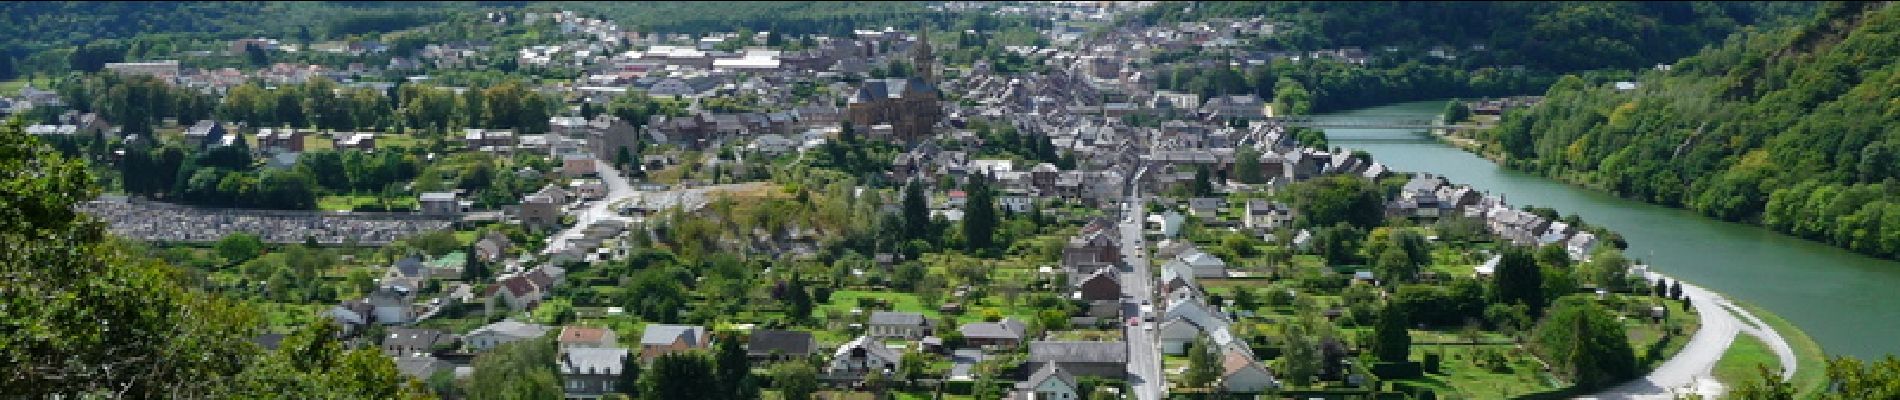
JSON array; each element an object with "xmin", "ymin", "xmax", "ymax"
[
  {"xmin": 1713, "ymin": 334, "xmax": 1780, "ymax": 388},
  {"xmin": 1734, "ymin": 301, "xmax": 1830, "ymax": 397},
  {"xmin": 1395, "ymin": 344, "xmax": 1563, "ymax": 399},
  {"xmin": 318, "ymin": 195, "xmax": 418, "ymax": 212},
  {"xmin": 818, "ymin": 290, "xmax": 936, "ymax": 321}
]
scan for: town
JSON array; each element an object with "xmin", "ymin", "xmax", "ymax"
[{"xmin": 11, "ymin": 2, "xmax": 1857, "ymax": 400}]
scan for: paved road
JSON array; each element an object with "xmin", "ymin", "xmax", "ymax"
[
  {"xmin": 1119, "ymin": 179, "xmax": 1165, "ymax": 400},
  {"xmin": 1582, "ymin": 276, "xmax": 1797, "ymax": 399},
  {"xmin": 545, "ymin": 159, "xmax": 636, "ymax": 256}
]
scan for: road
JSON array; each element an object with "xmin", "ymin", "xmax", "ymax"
[
  {"xmin": 1581, "ymin": 276, "xmax": 1797, "ymax": 399},
  {"xmin": 544, "ymin": 159, "xmax": 637, "ymax": 257},
  {"xmin": 1119, "ymin": 176, "xmax": 1165, "ymax": 400}
]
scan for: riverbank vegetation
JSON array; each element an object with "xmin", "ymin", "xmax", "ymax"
[{"xmin": 1471, "ymin": 2, "xmax": 1900, "ymax": 260}]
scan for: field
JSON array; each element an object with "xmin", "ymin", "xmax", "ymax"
[
  {"xmin": 1713, "ymin": 334, "xmax": 1780, "ymax": 388},
  {"xmin": 1734, "ymin": 301, "xmax": 1830, "ymax": 397}
]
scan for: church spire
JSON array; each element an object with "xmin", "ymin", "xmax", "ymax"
[{"xmin": 913, "ymin": 28, "xmax": 934, "ymax": 83}]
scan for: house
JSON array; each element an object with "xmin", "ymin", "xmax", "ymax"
[
  {"xmin": 826, "ymin": 335, "xmax": 903, "ymax": 380},
  {"xmin": 1220, "ymin": 349, "xmax": 1278, "ymax": 393},
  {"xmin": 638, "ymin": 324, "xmax": 709, "ymax": 364},
  {"xmin": 1176, "ymin": 250, "xmax": 1229, "ymax": 278},
  {"xmin": 563, "ymin": 155, "xmax": 599, "ymax": 178},
  {"xmin": 958, "ymin": 318, "xmax": 1027, "ymax": 348},
  {"xmin": 465, "ymin": 320, "xmax": 552, "ymax": 352},
  {"xmin": 1071, "ymin": 268, "xmax": 1122, "ymax": 302},
  {"xmin": 473, "ymin": 231, "xmax": 513, "ymax": 263},
  {"xmin": 559, "ymin": 326, "xmax": 618, "ymax": 349},
  {"xmin": 386, "ymin": 255, "xmax": 428, "ymax": 281},
  {"xmin": 1566, "ymin": 232, "xmax": 1599, "ymax": 261},
  {"xmin": 367, "ymin": 285, "xmax": 417, "ymax": 325},
  {"xmin": 419, "ymin": 192, "xmax": 462, "ymax": 215},
  {"xmin": 393, "ymin": 356, "xmax": 452, "ymax": 381},
  {"xmin": 381, "ymin": 328, "xmax": 455, "ymax": 357},
  {"xmin": 325, "ymin": 301, "xmax": 374, "ymax": 336},
  {"xmin": 1015, "ymin": 362, "xmax": 1080, "ymax": 400},
  {"xmin": 484, "ymin": 274, "xmax": 545, "ymax": 315},
  {"xmin": 747, "ymin": 329, "xmax": 818, "ymax": 362},
  {"xmin": 1186, "ymin": 197, "xmax": 1224, "ymax": 217},
  {"xmin": 335, "ymin": 132, "xmax": 376, "ymax": 151},
  {"xmin": 1243, "ymin": 200, "xmax": 1293, "ymax": 231},
  {"xmin": 559, "ymin": 347, "xmax": 630, "ymax": 399},
  {"xmin": 1028, "ymin": 341, "xmax": 1126, "ymax": 378},
  {"xmin": 868, "ymin": 311, "xmax": 933, "ymax": 340}
]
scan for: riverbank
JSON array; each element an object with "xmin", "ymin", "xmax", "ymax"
[{"xmin": 1326, "ymin": 100, "xmax": 1900, "ymax": 359}]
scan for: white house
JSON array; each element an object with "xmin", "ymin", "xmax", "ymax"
[
  {"xmin": 827, "ymin": 335, "xmax": 902, "ymax": 380},
  {"xmin": 1016, "ymin": 362, "xmax": 1080, "ymax": 400}
]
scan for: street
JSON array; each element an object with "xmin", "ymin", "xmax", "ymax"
[{"xmin": 1119, "ymin": 176, "xmax": 1165, "ymax": 400}]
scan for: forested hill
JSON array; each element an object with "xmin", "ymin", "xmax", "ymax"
[
  {"xmin": 1131, "ymin": 1, "xmax": 1816, "ymax": 72},
  {"xmin": 1477, "ymin": 2, "xmax": 1900, "ymax": 259}
]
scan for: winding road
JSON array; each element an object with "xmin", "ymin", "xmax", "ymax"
[{"xmin": 1583, "ymin": 275, "xmax": 1797, "ymax": 399}]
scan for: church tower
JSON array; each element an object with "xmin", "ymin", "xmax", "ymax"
[{"xmin": 913, "ymin": 28, "xmax": 935, "ymax": 83}]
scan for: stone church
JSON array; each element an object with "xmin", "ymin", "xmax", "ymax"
[{"xmin": 846, "ymin": 30, "xmax": 943, "ymax": 144}]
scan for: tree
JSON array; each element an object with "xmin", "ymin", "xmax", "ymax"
[
  {"xmin": 1278, "ymin": 317, "xmax": 1323, "ymax": 387},
  {"xmin": 1490, "ymin": 246, "xmax": 1545, "ymax": 316},
  {"xmin": 1288, "ymin": 175, "xmax": 1386, "ymax": 229},
  {"xmin": 617, "ymin": 351, "xmax": 642, "ymax": 397},
  {"xmin": 713, "ymin": 333, "xmax": 758, "ymax": 400},
  {"xmin": 216, "ymin": 232, "xmax": 265, "ymax": 265},
  {"xmin": 1669, "ymin": 280, "xmax": 1683, "ymax": 301},
  {"xmin": 467, "ymin": 337, "xmax": 562, "ymax": 400},
  {"xmin": 1372, "ymin": 304, "xmax": 1413, "ymax": 362},
  {"xmin": 1530, "ymin": 297, "xmax": 1637, "ymax": 389},
  {"xmin": 898, "ymin": 351, "xmax": 929, "ymax": 389},
  {"xmin": 640, "ymin": 351, "xmax": 717, "ymax": 400},
  {"xmin": 1191, "ymin": 164, "xmax": 1214, "ymax": 196},
  {"xmin": 771, "ymin": 361, "xmax": 819, "ymax": 400},
  {"xmin": 1184, "ymin": 336, "xmax": 1222, "ymax": 389},
  {"xmin": 1234, "ymin": 146, "xmax": 1264, "ymax": 184},
  {"xmin": 903, "ymin": 181, "xmax": 930, "ymax": 241},
  {"xmin": 1442, "ymin": 99, "xmax": 1470, "ymax": 123},
  {"xmin": 963, "ymin": 175, "xmax": 998, "ymax": 252}
]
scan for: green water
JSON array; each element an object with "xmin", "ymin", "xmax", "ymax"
[{"xmin": 1321, "ymin": 100, "xmax": 1900, "ymax": 359}]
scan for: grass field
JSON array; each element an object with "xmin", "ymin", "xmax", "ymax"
[
  {"xmin": 1733, "ymin": 301, "xmax": 1830, "ymax": 397},
  {"xmin": 1397, "ymin": 344, "xmax": 1564, "ymax": 399},
  {"xmin": 1713, "ymin": 334, "xmax": 1780, "ymax": 388},
  {"xmin": 317, "ymin": 195, "xmax": 418, "ymax": 212}
]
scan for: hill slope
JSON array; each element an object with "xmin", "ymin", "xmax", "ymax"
[{"xmin": 1476, "ymin": 2, "xmax": 1900, "ymax": 258}]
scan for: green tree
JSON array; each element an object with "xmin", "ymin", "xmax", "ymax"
[
  {"xmin": 1184, "ymin": 336, "xmax": 1222, "ymax": 389},
  {"xmin": 1530, "ymin": 297, "xmax": 1637, "ymax": 389},
  {"xmin": 1289, "ymin": 175, "xmax": 1386, "ymax": 229},
  {"xmin": 1278, "ymin": 316, "xmax": 1323, "ymax": 387},
  {"xmin": 770, "ymin": 361, "xmax": 819, "ymax": 400},
  {"xmin": 713, "ymin": 333, "xmax": 758, "ymax": 400},
  {"xmin": 640, "ymin": 352, "xmax": 717, "ymax": 400},
  {"xmin": 465, "ymin": 337, "xmax": 562, "ymax": 400},
  {"xmin": 1234, "ymin": 146, "xmax": 1264, "ymax": 184},
  {"xmin": 1372, "ymin": 304, "xmax": 1413, "ymax": 362},
  {"xmin": 963, "ymin": 175, "xmax": 998, "ymax": 253},
  {"xmin": 1490, "ymin": 246, "xmax": 1545, "ymax": 315},
  {"xmin": 1442, "ymin": 99, "xmax": 1470, "ymax": 123},
  {"xmin": 216, "ymin": 232, "xmax": 265, "ymax": 265},
  {"xmin": 903, "ymin": 181, "xmax": 931, "ymax": 241},
  {"xmin": 617, "ymin": 353, "xmax": 642, "ymax": 397}
]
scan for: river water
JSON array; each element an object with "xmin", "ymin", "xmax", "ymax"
[{"xmin": 1319, "ymin": 100, "xmax": 1900, "ymax": 359}]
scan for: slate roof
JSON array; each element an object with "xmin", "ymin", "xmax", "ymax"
[
  {"xmin": 559, "ymin": 326, "xmax": 613, "ymax": 344},
  {"xmin": 639, "ymin": 324, "xmax": 707, "ymax": 347},
  {"xmin": 958, "ymin": 318, "xmax": 1027, "ymax": 340},
  {"xmin": 469, "ymin": 320, "xmax": 552, "ymax": 339},
  {"xmin": 868, "ymin": 311, "xmax": 928, "ymax": 327},
  {"xmin": 748, "ymin": 329, "xmax": 816, "ymax": 356},
  {"xmin": 559, "ymin": 347, "xmax": 629, "ymax": 375},
  {"xmin": 1017, "ymin": 361, "xmax": 1078, "ymax": 391},
  {"xmin": 1029, "ymin": 341, "xmax": 1126, "ymax": 364}
]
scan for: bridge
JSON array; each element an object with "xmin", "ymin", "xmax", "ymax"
[{"xmin": 1266, "ymin": 116, "xmax": 1471, "ymax": 130}]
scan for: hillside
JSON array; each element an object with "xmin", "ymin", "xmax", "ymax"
[
  {"xmin": 1131, "ymin": 1, "xmax": 1815, "ymax": 72},
  {"xmin": 1474, "ymin": 2, "xmax": 1900, "ymax": 258}
]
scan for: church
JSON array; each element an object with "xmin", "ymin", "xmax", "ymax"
[{"xmin": 846, "ymin": 30, "xmax": 943, "ymax": 145}]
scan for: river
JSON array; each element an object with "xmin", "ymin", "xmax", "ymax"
[{"xmin": 1318, "ymin": 100, "xmax": 1900, "ymax": 359}]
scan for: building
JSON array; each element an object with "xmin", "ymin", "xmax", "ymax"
[
  {"xmin": 844, "ymin": 31, "xmax": 941, "ymax": 144},
  {"xmin": 1027, "ymin": 341, "xmax": 1126, "ymax": 378},
  {"xmin": 104, "ymin": 60, "xmax": 181, "ymax": 78},
  {"xmin": 335, "ymin": 132, "xmax": 376, "ymax": 151},
  {"xmin": 638, "ymin": 324, "xmax": 709, "ymax": 364},
  {"xmin": 1221, "ymin": 350, "xmax": 1278, "ymax": 393},
  {"xmin": 559, "ymin": 347, "xmax": 630, "ymax": 399},
  {"xmin": 827, "ymin": 335, "xmax": 903, "ymax": 381},
  {"xmin": 1015, "ymin": 362, "xmax": 1080, "ymax": 400},
  {"xmin": 1071, "ymin": 268, "xmax": 1122, "ymax": 302},
  {"xmin": 381, "ymin": 328, "xmax": 455, "ymax": 357},
  {"xmin": 867, "ymin": 311, "xmax": 933, "ymax": 339},
  {"xmin": 747, "ymin": 329, "xmax": 818, "ymax": 362},
  {"xmin": 419, "ymin": 192, "xmax": 462, "ymax": 215},
  {"xmin": 957, "ymin": 318, "xmax": 1027, "ymax": 348},
  {"xmin": 465, "ymin": 320, "xmax": 552, "ymax": 352},
  {"xmin": 1243, "ymin": 200, "xmax": 1293, "ymax": 231},
  {"xmin": 558, "ymin": 326, "xmax": 619, "ymax": 350}
]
